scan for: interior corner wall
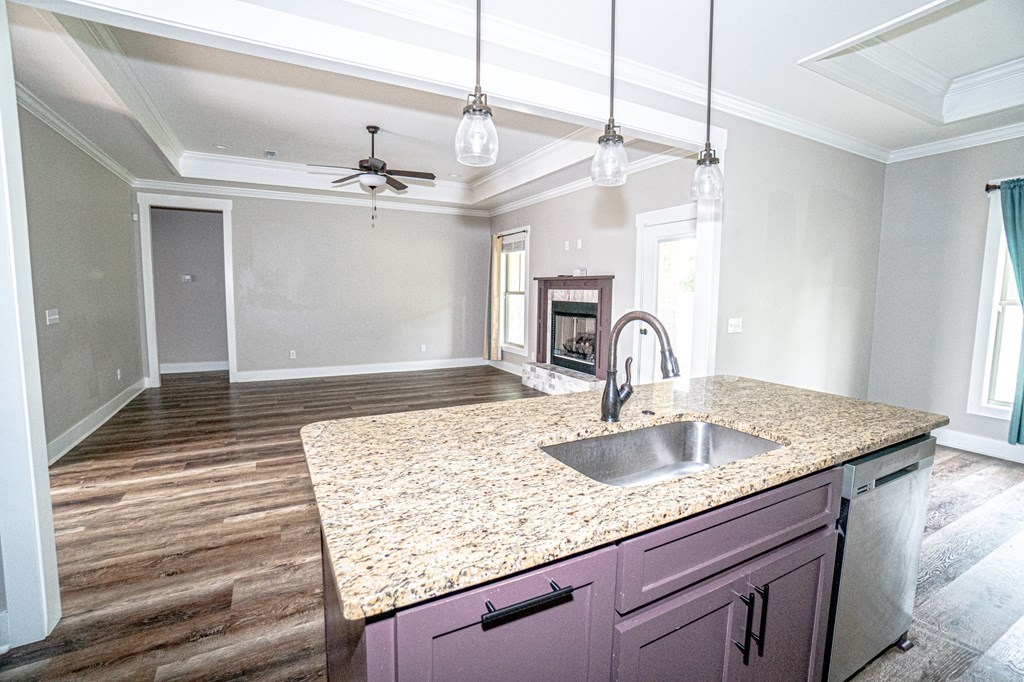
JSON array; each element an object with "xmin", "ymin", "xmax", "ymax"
[
  {"xmin": 868, "ymin": 136, "xmax": 1024, "ymax": 441},
  {"xmin": 19, "ymin": 108, "xmax": 142, "ymax": 446},
  {"xmin": 138, "ymin": 190, "xmax": 491, "ymax": 375},
  {"xmin": 493, "ymin": 113, "xmax": 886, "ymax": 398}
]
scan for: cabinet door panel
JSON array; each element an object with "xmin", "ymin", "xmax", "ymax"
[
  {"xmin": 748, "ymin": 531, "xmax": 837, "ymax": 682},
  {"xmin": 395, "ymin": 547, "xmax": 615, "ymax": 682},
  {"xmin": 614, "ymin": 571, "xmax": 751, "ymax": 682}
]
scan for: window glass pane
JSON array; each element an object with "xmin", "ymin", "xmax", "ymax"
[
  {"xmin": 655, "ymin": 237, "xmax": 696, "ymax": 380},
  {"xmin": 504, "ymin": 251, "xmax": 525, "ymax": 292},
  {"xmin": 504, "ymin": 292, "xmax": 525, "ymax": 347},
  {"xmin": 991, "ymin": 302, "xmax": 1022, "ymax": 405}
]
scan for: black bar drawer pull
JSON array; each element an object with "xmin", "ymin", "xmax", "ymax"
[
  {"xmin": 751, "ymin": 583, "xmax": 769, "ymax": 657},
  {"xmin": 733, "ymin": 592, "xmax": 755, "ymax": 666},
  {"xmin": 480, "ymin": 581, "xmax": 574, "ymax": 630}
]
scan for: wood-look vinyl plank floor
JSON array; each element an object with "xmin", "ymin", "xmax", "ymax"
[{"xmin": 0, "ymin": 367, "xmax": 543, "ymax": 681}]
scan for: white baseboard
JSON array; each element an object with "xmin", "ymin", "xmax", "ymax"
[
  {"xmin": 0, "ymin": 608, "xmax": 8, "ymax": 655},
  {"xmin": 933, "ymin": 427, "xmax": 1024, "ymax": 464},
  {"xmin": 233, "ymin": 357, "xmax": 488, "ymax": 383},
  {"xmin": 159, "ymin": 361, "xmax": 229, "ymax": 374},
  {"xmin": 144, "ymin": 377, "xmax": 160, "ymax": 388},
  {"xmin": 488, "ymin": 359, "xmax": 524, "ymax": 376},
  {"xmin": 47, "ymin": 379, "xmax": 145, "ymax": 465}
]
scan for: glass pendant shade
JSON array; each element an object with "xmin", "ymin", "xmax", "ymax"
[
  {"xmin": 591, "ymin": 135, "xmax": 628, "ymax": 186},
  {"xmin": 690, "ymin": 158, "xmax": 724, "ymax": 199},
  {"xmin": 455, "ymin": 108, "xmax": 498, "ymax": 167}
]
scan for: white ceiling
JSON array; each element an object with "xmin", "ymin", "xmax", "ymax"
[{"xmin": 8, "ymin": 0, "xmax": 1024, "ymax": 213}]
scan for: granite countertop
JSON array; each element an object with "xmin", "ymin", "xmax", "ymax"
[{"xmin": 300, "ymin": 376, "xmax": 947, "ymax": 621}]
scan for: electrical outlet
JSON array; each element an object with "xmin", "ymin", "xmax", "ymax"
[
  {"xmin": 728, "ymin": 318, "xmax": 743, "ymax": 334},
  {"xmin": 420, "ymin": 344, "xmax": 427, "ymax": 352},
  {"xmin": 116, "ymin": 368, "xmax": 121, "ymax": 381},
  {"xmin": 181, "ymin": 274, "xmax": 194, "ymax": 283},
  {"xmin": 45, "ymin": 308, "xmax": 59, "ymax": 325},
  {"xmin": 289, "ymin": 350, "xmax": 296, "ymax": 359},
  {"xmin": 564, "ymin": 241, "xmax": 570, "ymax": 251}
]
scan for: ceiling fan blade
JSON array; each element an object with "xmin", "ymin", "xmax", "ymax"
[
  {"xmin": 385, "ymin": 175, "xmax": 408, "ymax": 191},
  {"xmin": 309, "ymin": 163, "xmax": 361, "ymax": 171},
  {"xmin": 331, "ymin": 174, "xmax": 362, "ymax": 185},
  {"xmin": 386, "ymin": 169, "xmax": 436, "ymax": 180}
]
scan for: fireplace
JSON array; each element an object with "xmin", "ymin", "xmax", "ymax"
[
  {"xmin": 535, "ymin": 275, "xmax": 614, "ymax": 379},
  {"xmin": 550, "ymin": 301, "xmax": 598, "ymax": 374}
]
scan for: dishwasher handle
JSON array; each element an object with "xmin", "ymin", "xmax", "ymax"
[{"xmin": 874, "ymin": 462, "xmax": 923, "ymax": 489}]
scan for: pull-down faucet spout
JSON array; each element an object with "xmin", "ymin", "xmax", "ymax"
[{"xmin": 601, "ymin": 311, "xmax": 680, "ymax": 422}]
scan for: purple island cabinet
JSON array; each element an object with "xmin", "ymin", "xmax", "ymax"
[{"xmin": 324, "ymin": 468, "xmax": 842, "ymax": 682}]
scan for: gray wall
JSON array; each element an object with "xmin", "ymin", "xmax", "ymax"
[
  {"xmin": 495, "ymin": 114, "xmax": 886, "ymax": 398},
  {"xmin": 140, "ymin": 191, "xmax": 490, "ymax": 373},
  {"xmin": 20, "ymin": 109, "xmax": 142, "ymax": 442},
  {"xmin": 151, "ymin": 208, "xmax": 228, "ymax": 367},
  {"xmin": 868, "ymin": 137, "xmax": 1024, "ymax": 439}
]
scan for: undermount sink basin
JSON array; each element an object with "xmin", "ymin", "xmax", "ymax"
[{"xmin": 540, "ymin": 421, "xmax": 783, "ymax": 488}]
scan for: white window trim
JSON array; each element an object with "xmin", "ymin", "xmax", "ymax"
[
  {"xmin": 498, "ymin": 226, "xmax": 529, "ymax": 357},
  {"xmin": 968, "ymin": 188, "xmax": 1013, "ymax": 420}
]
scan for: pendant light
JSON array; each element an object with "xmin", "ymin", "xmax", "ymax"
[
  {"xmin": 691, "ymin": 0, "xmax": 724, "ymax": 199},
  {"xmin": 455, "ymin": 0, "xmax": 498, "ymax": 166},
  {"xmin": 591, "ymin": 0, "xmax": 628, "ymax": 186}
]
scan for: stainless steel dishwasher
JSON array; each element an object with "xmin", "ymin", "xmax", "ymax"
[{"xmin": 824, "ymin": 435, "xmax": 935, "ymax": 682}]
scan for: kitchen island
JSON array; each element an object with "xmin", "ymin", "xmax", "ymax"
[{"xmin": 301, "ymin": 376, "xmax": 947, "ymax": 680}]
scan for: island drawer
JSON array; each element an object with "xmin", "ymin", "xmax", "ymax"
[
  {"xmin": 394, "ymin": 546, "xmax": 617, "ymax": 682},
  {"xmin": 615, "ymin": 467, "xmax": 841, "ymax": 613}
]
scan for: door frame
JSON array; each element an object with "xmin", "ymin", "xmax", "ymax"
[
  {"xmin": 633, "ymin": 202, "xmax": 721, "ymax": 379},
  {"xmin": 137, "ymin": 193, "xmax": 236, "ymax": 387}
]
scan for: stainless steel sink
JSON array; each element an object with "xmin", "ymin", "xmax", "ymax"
[{"xmin": 540, "ymin": 421, "xmax": 783, "ymax": 488}]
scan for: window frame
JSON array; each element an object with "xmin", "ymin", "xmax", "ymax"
[
  {"xmin": 968, "ymin": 188, "xmax": 1018, "ymax": 419},
  {"xmin": 497, "ymin": 227, "xmax": 529, "ymax": 356}
]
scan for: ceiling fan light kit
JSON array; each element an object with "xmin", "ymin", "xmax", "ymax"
[
  {"xmin": 691, "ymin": 0, "xmax": 724, "ymax": 200},
  {"xmin": 591, "ymin": 0, "xmax": 628, "ymax": 187},
  {"xmin": 455, "ymin": 0, "xmax": 498, "ymax": 167}
]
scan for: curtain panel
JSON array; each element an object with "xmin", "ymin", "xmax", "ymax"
[{"xmin": 1000, "ymin": 178, "xmax": 1024, "ymax": 443}]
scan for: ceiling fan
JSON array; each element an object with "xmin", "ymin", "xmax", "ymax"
[{"xmin": 309, "ymin": 125, "xmax": 436, "ymax": 191}]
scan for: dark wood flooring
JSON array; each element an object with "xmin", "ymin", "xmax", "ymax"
[
  {"xmin": 3, "ymin": 369, "xmax": 1023, "ymax": 681},
  {"xmin": 0, "ymin": 367, "xmax": 543, "ymax": 681},
  {"xmin": 854, "ymin": 446, "xmax": 1024, "ymax": 681}
]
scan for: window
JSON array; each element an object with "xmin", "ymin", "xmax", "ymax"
[
  {"xmin": 500, "ymin": 231, "xmax": 528, "ymax": 352},
  {"xmin": 969, "ymin": 189, "xmax": 1021, "ymax": 418}
]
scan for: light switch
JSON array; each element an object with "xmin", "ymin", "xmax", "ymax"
[
  {"xmin": 577, "ymin": 239, "xmax": 583, "ymax": 249},
  {"xmin": 45, "ymin": 308, "xmax": 59, "ymax": 325},
  {"xmin": 728, "ymin": 318, "xmax": 743, "ymax": 334}
]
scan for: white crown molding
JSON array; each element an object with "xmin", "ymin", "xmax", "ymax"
[
  {"xmin": 488, "ymin": 149, "xmax": 686, "ymax": 217},
  {"xmin": 945, "ymin": 56, "xmax": 1024, "ymax": 123},
  {"xmin": 16, "ymin": 83, "xmax": 135, "ymax": 185},
  {"xmin": 469, "ymin": 127, "xmax": 602, "ymax": 204},
  {"xmin": 132, "ymin": 178, "xmax": 491, "ymax": 217},
  {"xmin": 53, "ymin": 15, "xmax": 185, "ymax": 172},
  {"xmin": 179, "ymin": 151, "xmax": 473, "ymax": 205},
  {"xmin": 886, "ymin": 121, "xmax": 1024, "ymax": 163}
]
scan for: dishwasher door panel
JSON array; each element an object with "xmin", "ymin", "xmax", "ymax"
[{"xmin": 828, "ymin": 447, "xmax": 932, "ymax": 682}]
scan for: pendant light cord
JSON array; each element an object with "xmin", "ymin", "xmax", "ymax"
[
  {"xmin": 609, "ymin": 0, "xmax": 616, "ymax": 122},
  {"xmin": 704, "ymin": 0, "xmax": 714, "ymax": 145},
  {"xmin": 475, "ymin": 0, "xmax": 482, "ymax": 93}
]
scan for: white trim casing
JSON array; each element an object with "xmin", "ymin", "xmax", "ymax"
[
  {"xmin": 233, "ymin": 357, "xmax": 487, "ymax": 383},
  {"xmin": 136, "ymin": 193, "xmax": 236, "ymax": 387},
  {"xmin": 967, "ymin": 189, "xmax": 1013, "ymax": 420},
  {"xmin": 935, "ymin": 427, "xmax": 1024, "ymax": 465},
  {"xmin": 495, "ymin": 225, "xmax": 530, "ymax": 357},
  {"xmin": 159, "ymin": 361, "xmax": 230, "ymax": 374},
  {"xmin": 47, "ymin": 378, "xmax": 144, "ymax": 464}
]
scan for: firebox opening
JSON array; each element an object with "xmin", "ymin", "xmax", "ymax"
[{"xmin": 551, "ymin": 301, "xmax": 598, "ymax": 376}]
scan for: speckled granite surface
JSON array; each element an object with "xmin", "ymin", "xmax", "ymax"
[{"xmin": 301, "ymin": 376, "xmax": 947, "ymax": 621}]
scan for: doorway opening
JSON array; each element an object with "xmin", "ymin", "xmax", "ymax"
[{"xmin": 137, "ymin": 194, "xmax": 235, "ymax": 387}]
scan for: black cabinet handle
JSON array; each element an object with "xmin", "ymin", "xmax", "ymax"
[
  {"xmin": 751, "ymin": 583, "xmax": 770, "ymax": 657},
  {"xmin": 733, "ymin": 592, "xmax": 755, "ymax": 666},
  {"xmin": 480, "ymin": 581, "xmax": 574, "ymax": 630}
]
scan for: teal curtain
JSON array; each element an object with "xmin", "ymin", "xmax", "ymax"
[{"xmin": 1002, "ymin": 178, "xmax": 1024, "ymax": 443}]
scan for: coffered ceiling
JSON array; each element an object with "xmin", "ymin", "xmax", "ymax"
[{"xmin": 8, "ymin": 0, "xmax": 1024, "ymax": 214}]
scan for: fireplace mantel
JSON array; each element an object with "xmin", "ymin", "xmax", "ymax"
[{"xmin": 535, "ymin": 275, "xmax": 614, "ymax": 380}]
